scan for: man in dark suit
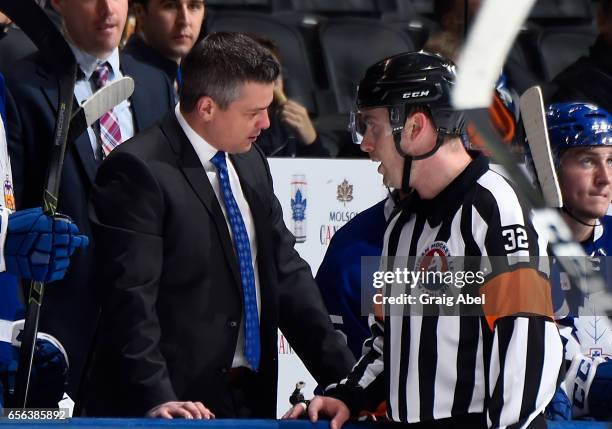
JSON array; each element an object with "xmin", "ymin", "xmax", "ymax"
[
  {"xmin": 84, "ymin": 32, "xmax": 354, "ymax": 419},
  {"xmin": 124, "ymin": 0, "xmax": 205, "ymax": 94},
  {"xmin": 5, "ymin": 0, "xmax": 175, "ymax": 399}
]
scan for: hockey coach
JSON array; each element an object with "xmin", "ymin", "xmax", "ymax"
[{"xmin": 82, "ymin": 32, "xmax": 354, "ymax": 418}]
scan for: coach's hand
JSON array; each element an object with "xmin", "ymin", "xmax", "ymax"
[
  {"xmin": 146, "ymin": 401, "xmax": 215, "ymax": 419},
  {"xmin": 284, "ymin": 396, "xmax": 350, "ymax": 429},
  {"xmin": 5, "ymin": 207, "xmax": 88, "ymax": 282}
]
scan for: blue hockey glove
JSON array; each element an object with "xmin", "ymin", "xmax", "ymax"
[
  {"xmin": 587, "ymin": 360, "xmax": 612, "ymax": 420},
  {"xmin": 5, "ymin": 207, "xmax": 89, "ymax": 282},
  {"xmin": 28, "ymin": 334, "xmax": 69, "ymax": 408},
  {"xmin": 545, "ymin": 388, "xmax": 572, "ymax": 421},
  {"xmin": 2, "ymin": 333, "xmax": 69, "ymax": 408}
]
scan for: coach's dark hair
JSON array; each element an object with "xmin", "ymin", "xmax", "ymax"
[
  {"xmin": 180, "ymin": 32, "xmax": 280, "ymax": 111},
  {"xmin": 248, "ymin": 34, "xmax": 281, "ymax": 61}
]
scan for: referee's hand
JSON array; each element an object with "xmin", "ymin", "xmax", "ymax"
[{"xmin": 283, "ymin": 395, "xmax": 350, "ymax": 429}]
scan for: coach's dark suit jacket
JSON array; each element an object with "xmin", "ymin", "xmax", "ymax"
[
  {"xmin": 83, "ymin": 112, "xmax": 354, "ymax": 417},
  {"xmin": 5, "ymin": 52, "xmax": 175, "ymax": 396}
]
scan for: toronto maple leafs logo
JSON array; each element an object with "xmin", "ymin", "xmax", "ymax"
[
  {"xmin": 291, "ymin": 189, "xmax": 307, "ymax": 222},
  {"xmin": 574, "ymin": 295, "xmax": 612, "ymax": 358},
  {"xmin": 336, "ymin": 179, "xmax": 353, "ymax": 206}
]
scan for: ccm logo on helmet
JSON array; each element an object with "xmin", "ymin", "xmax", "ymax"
[{"xmin": 402, "ymin": 90, "xmax": 430, "ymax": 99}]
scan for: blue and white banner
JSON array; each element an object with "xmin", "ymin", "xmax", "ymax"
[{"xmin": 269, "ymin": 158, "xmax": 385, "ymax": 416}]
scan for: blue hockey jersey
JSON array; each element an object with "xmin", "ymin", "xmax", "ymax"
[
  {"xmin": 316, "ymin": 197, "xmax": 390, "ymax": 359},
  {"xmin": 549, "ymin": 215, "xmax": 612, "ymax": 420}
]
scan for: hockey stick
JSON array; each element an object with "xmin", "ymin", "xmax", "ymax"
[
  {"xmin": 0, "ymin": 78, "xmax": 133, "ymax": 411},
  {"xmin": 520, "ymin": 86, "xmax": 563, "ymax": 208},
  {"xmin": 0, "ymin": 0, "xmax": 78, "ymax": 408},
  {"xmin": 453, "ymin": 0, "xmax": 610, "ymax": 315},
  {"xmin": 0, "ymin": 76, "xmax": 134, "ymax": 331},
  {"xmin": 67, "ymin": 77, "xmax": 135, "ymax": 143}
]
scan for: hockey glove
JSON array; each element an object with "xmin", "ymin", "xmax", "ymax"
[
  {"xmin": 5, "ymin": 207, "xmax": 88, "ymax": 282},
  {"xmin": 587, "ymin": 360, "xmax": 612, "ymax": 420},
  {"xmin": 545, "ymin": 388, "xmax": 572, "ymax": 421},
  {"xmin": 28, "ymin": 334, "xmax": 69, "ymax": 408},
  {"xmin": 2, "ymin": 332, "xmax": 69, "ymax": 408}
]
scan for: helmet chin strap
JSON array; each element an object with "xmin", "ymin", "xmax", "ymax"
[
  {"xmin": 401, "ymin": 157, "xmax": 412, "ymax": 193},
  {"xmin": 394, "ymin": 131, "xmax": 447, "ymax": 194},
  {"xmin": 562, "ymin": 206, "xmax": 599, "ymax": 228}
]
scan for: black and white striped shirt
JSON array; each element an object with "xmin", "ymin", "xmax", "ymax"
[{"xmin": 327, "ymin": 154, "xmax": 563, "ymax": 428}]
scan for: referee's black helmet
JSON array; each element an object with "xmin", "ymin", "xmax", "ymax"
[{"xmin": 355, "ymin": 51, "xmax": 466, "ymax": 138}]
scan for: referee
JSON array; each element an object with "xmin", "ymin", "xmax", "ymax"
[{"xmin": 287, "ymin": 52, "xmax": 563, "ymax": 428}]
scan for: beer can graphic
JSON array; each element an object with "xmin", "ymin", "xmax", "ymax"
[
  {"xmin": 4, "ymin": 176, "xmax": 15, "ymax": 211},
  {"xmin": 290, "ymin": 174, "xmax": 307, "ymax": 243}
]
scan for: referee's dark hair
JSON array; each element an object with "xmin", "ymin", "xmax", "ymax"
[{"xmin": 180, "ymin": 32, "xmax": 280, "ymax": 112}]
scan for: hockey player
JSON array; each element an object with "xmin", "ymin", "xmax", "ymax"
[
  {"xmin": 0, "ymin": 74, "xmax": 88, "ymax": 410},
  {"xmin": 544, "ymin": 102, "xmax": 612, "ymax": 421},
  {"xmin": 315, "ymin": 197, "xmax": 390, "ymax": 359},
  {"xmin": 286, "ymin": 51, "xmax": 562, "ymax": 428}
]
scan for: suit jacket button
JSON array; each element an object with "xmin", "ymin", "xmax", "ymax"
[
  {"xmin": 229, "ymin": 320, "xmax": 238, "ymax": 328},
  {"xmin": 221, "ymin": 368, "xmax": 228, "ymax": 374}
]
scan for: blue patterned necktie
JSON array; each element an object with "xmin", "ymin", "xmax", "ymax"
[{"xmin": 210, "ymin": 151, "xmax": 261, "ymax": 370}]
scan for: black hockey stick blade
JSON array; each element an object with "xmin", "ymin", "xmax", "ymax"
[
  {"xmin": 520, "ymin": 86, "xmax": 563, "ymax": 208},
  {"xmin": 67, "ymin": 77, "xmax": 135, "ymax": 143},
  {"xmin": 1, "ymin": 0, "xmax": 78, "ymax": 409}
]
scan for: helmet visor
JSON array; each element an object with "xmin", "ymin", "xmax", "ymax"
[
  {"xmin": 349, "ymin": 108, "xmax": 398, "ymax": 146},
  {"xmin": 349, "ymin": 110, "xmax": 366, "ymax": 145}
]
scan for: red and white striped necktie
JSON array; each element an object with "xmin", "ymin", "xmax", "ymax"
[{"xmin": 92, "ymin": 63, "xmax": 122, "ymax": 157}]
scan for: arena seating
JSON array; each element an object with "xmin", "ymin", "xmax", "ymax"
[
  {"xmin": 536, "ymin": 26, "xmax": 597, "ymax": 80},
  {"xmin": 318, "ymin": 17, "xmax": 416, "ymax": 114},
  {"xmin": 202, "ymin": 0, "xmax": 600, "ymax": 118},
  {"xmin": 205, "ymin": 11, "xmax": 319, "ymax": 114}
]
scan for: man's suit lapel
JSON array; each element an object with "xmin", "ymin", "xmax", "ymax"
[
  {"xmin": 120, "ymin": 54, "xmax": 147, "ymax": 132},
  {"xmin": 37, "ymin": 64, "xmax": 98, "ymax": 184},
  {"xmin": 160, "ymin": 113, "xmax": 242, "ymax": 289}
]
